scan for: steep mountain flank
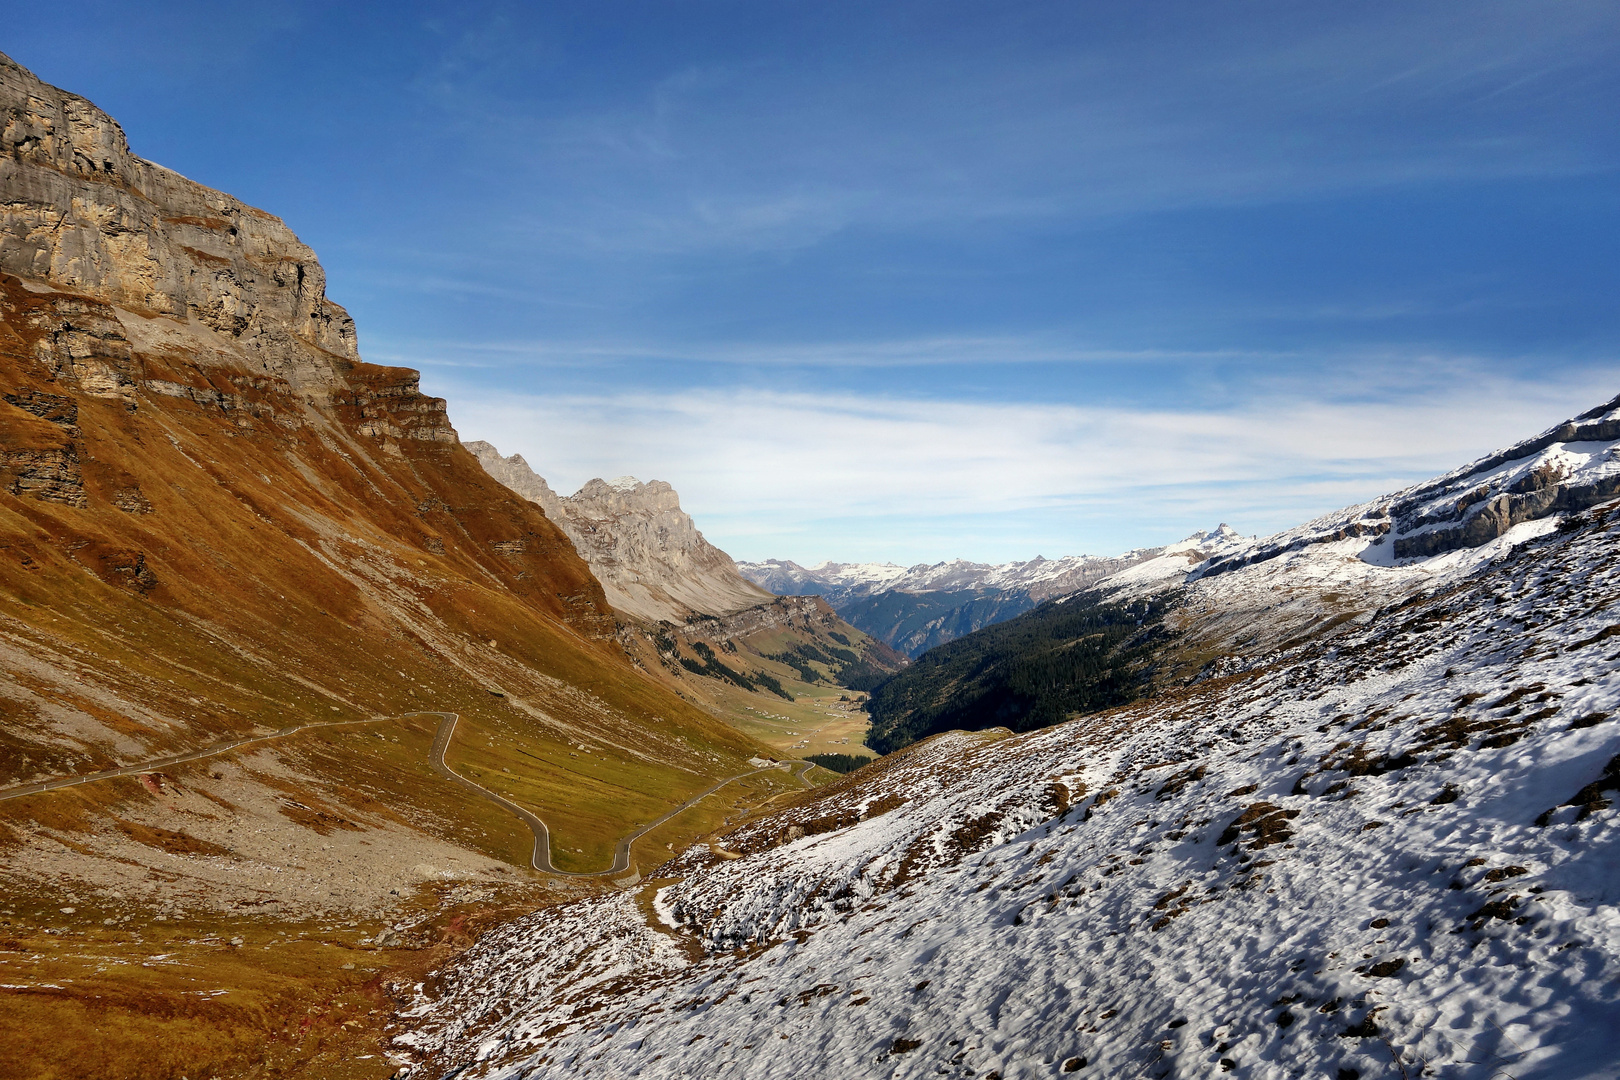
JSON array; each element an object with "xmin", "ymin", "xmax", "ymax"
[
  {"xmin": 835, "ymin": 586, "xmax": 1062, "ymax": 658},
  {"xmin": 466, "ymin": 442, "xmax": 774, "ymax": 624},
  {"xmin": 464, "ymin": 445, "xmax": 901, "ymax": 755},
  {"xmin": 402, "ymin": 400, "xmax": 1620, "ymax": 1080},
  {"xmin": 1197, "ymin": 396, "xmax": 1620, "ymax": 576},
  {"xmin": 0, "ymin": 52, "xmax": 783, "ymax": 1079},
  {"xmin": 859, "ymin": 529, "xmax": 1248, "ymax": 751},
  {"xmin": 615, "ymin": 595, "xmax": 906, "ymax": 760},
  {"xmin": 862, "ymin": 591, "xmax": 1171, "ymax": 752},
  {"xmin": 463, "ymin": 442, "xmax": 566, "ymax": 520},
  {"xmin": 863, "ymin": 406, "xmax": 1620, "ymax": 752},
  {"xmin": 740, "ymin": 548, "xmax": 1160, "ymax": 657}
]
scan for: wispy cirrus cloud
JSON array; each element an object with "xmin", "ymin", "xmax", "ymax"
[
  {"xmin": 372, "ymin": 334, "xmax": 1290, "ymax": 370},
  {"xmin": 434, "ymin": 361, "xmax": 1617, "ymax": 565},
  {"xmin": 467, "ymin": 0, "xmax": 1620, "ymax": 259}
]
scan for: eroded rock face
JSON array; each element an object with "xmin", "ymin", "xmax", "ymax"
[
  {"xmin": 0, "ymin": 50, "xmax": 357, "ymax": 391},
  {"xmin": 0, "ymin": 51, "xmax": 621, "ymax": 660},
  {"xmin": 465, "ymin": 442, "xmax": 775, "ymax": 624},
  {"xmin": 0, "ymin": 56, "xmax": 768, "ymax": 1006},
  {"xmin": 464, "ymin": 442, "xmax": 566, "ymax": 521},
  {"xmin": 674, "ymin": 594, "xmax": 843, "ymax": 645},
  {"xmin": 1196, "ymin": 393, "xmax": 1620, "ymax": 577}
]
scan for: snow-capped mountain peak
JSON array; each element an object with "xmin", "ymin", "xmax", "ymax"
[{"xmin": 740, "ymin": 549, "xmax": 1162, "ymax": 605}]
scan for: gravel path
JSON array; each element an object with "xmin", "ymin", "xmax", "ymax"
[
  {"xmin": 0, "ymin": 715, "xmax": 389, "ymax": 803},
  {"xmin": 0, "ymin": 708, "xmax": 814, "ymax": 883}
]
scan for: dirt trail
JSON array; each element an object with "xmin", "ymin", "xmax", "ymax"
[{"xmin": 0, "ymin": 715, "xmax": 389, "ymax": 803}]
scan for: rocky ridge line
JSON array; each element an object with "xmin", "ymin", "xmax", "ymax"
[
  {"xmin": 739, "ymin": 547, "xmax": 1161, "ymax": 607},
  {"xmin": 1, "ymin": 51, "xmax": 357, "ymax": 392},
  {"xmin": 466, "ymin": 441, "xmax": 774, "ymax": 624},
  {"xmin": 1196, "ymin": 393, "xmax": 1620, "ymax": 577}
]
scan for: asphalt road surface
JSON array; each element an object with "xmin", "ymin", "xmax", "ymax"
[{"xmin": 426, "ymin": 711, "xmax": 812, "ymax": 879}]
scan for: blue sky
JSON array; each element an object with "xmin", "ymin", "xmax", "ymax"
[{"xmin": 9, "ymin": 2, "xmax": 1619, "ymax": 563}]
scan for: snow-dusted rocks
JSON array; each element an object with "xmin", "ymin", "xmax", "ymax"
[
  {"xmin": 398, "ymin": 493, "xmax": 1620, "ymax": 1078},
  {"xmin": 740, "ymin": 549, "xmax": 1162, "ymax": 607},
  {"xmin": 1197, "ymin": 393, "xmax": 1620, "ymax": 578},
  {"xmin": 740, "ymin": 548, "xmax": 1179, "ymax": 657}
]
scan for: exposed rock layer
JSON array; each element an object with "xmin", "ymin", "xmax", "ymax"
[
  {"xmin": 0, "ymin": 52, "xmax": 760, "ymax": 899},
  {"xmin": 1, "ymin": 53, "xmax": 356, "ymax": 391},
  {"xmin": 466, "ymin": 441, "xmax": 774, "ymax": 624},
  {"xmin": 1197, "ymin": 394, "xmax": 1620, "ymax": 577}
]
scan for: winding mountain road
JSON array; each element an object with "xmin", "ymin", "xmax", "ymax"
[
  {"xmin": 426, "ymin": 711, "xmax": 813, "ymax": 879},
  {"xmin": 0, "ymin": 708, "xmax": 815, "ymax": 882}
]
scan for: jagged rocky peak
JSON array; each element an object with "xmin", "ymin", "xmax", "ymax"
[
  {"xmin": 462, "ymin": 441, "xmax": 565, "ymax": 520},
  {"xmin": 739, "ymin": 547, "xmax": 1163, "ymax": 606},
  {"xmin": 466, "ymin": 442, "xmax": 775, "ymax": 624},
  {"xmin": 571, "ymin": 475, "xmax": 683, "ymax": 516},
  {"xmin": 1190, "ymin": 522, "xmax": 1240, "ymax": 543},
  {"xmin": 0, "ymin": 51, "xmax": 357, "ymax": 390}
]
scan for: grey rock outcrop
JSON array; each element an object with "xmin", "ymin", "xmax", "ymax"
[
  {"xmin": 0, "ymin": 50, "xmax": 358, "ymax": 393},
  {"xmin": 1196, "ymin": 392, "xmax": 1620, "ymax": 578},
  {"xmin": 463, "ymin": 442, "xmax": 565, "ymax": 521},
  {"xmin": 466, "ymin": 442, "xmax": 775, "ymax": 624}
]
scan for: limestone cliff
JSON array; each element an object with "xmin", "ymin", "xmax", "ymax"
[
  {"xmin": 0, "ymin": 53, "xmax": 359, "ymax": 392},
  {"xmin": 1194, "ymin": 392, "xmax": 1620, "ymax": 578},
  {"xmin": 464, "ymin": 442, "xmax": 566, "ymax": 520},
  {"xmin": 465, "ymin": 441, "xmax": 775, "ymax": 624},
  {"xmin": 0, "ymin": 51, "xmax": 761, "ymax": 883}
]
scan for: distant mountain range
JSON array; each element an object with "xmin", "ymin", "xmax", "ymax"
[
  {"xmin": 739, "ymin": 533, "xmax": 1240, "ymax": 657},
  {"xmin": 412, "ymin": 393, "xmax": 1620, "ymax": 1080}
]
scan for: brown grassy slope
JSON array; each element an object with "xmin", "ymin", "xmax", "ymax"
[
  {"xmin": 0, "ymin": 265, "xmax": 763, "ymax": 860},
  {"xmin": 618, "ymin": 595, "xmax": 905, "ymax": 757},
  {"xmin": 0, "ymin": 48, "xmax": 781, "ymax": 1077},
  {"xmin": 0, "ymin": 280, "xmax": 775, "ymax": 1080}
]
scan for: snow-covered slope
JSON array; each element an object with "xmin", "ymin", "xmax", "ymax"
[
  {"xmin": 399, "ymin": 400, "xmax": 1620, "ymax": 1080},
  {"xmin": 1195, "ymin": 392, "xmax": 1620, "ymax": 580},
  {"xmin": 399, "ymin": 501, "xmax": 1620, "ymax": 1079},
  {"xmin": 740, "ymin": 559, "xmax": 910, "ymax": 601}
]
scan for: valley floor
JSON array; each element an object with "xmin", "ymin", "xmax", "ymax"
[{"xmin": 731, "ymin": 693, "xmax": 872, "ymax": 759}]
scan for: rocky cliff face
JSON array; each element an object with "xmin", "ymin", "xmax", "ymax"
[
  {"xmin": 464, "ymin": 442, "xmax": 566, "ymax": 520},
  {"xmin": 1196, "ymin": 394, "xmax": 1620, "ymax": 578},
  {"xmin": 0, "ymin": 51, "xmax": 762, "ymax": 935},
  {"xmin": 1, "ymin": 53, "xmax": 357, "ymax": 392},
  {"xmin": 466, "ymin": 442, "xmax": 775, "ymax": 625}
]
